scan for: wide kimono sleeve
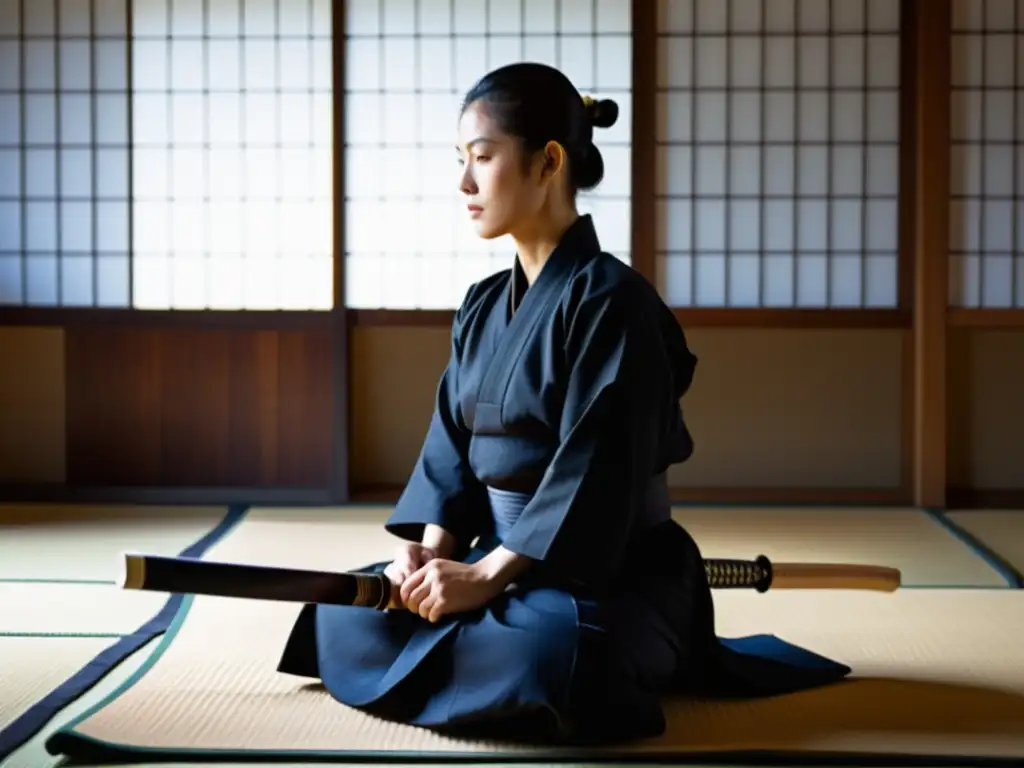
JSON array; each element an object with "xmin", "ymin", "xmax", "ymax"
[
  {"xmin": 499, "ymin": 283, "xmax": 682, "ymax": 590},
  {"xmin": 384, "ymin": 294, "xmax": 489, "ymax": 549}
]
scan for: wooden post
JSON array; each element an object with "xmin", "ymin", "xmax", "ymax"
[
  {"xmin": 630, "ymin": 0, "xmax": 657, "ymax": 285},
  {"xmin": 908, "ymin": 0, "xmax": 951, "ymax": 508}
]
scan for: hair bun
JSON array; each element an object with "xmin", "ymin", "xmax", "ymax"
[{"xmin": 583, "ymin": 96, "xmax": 619, "ymax": 129}]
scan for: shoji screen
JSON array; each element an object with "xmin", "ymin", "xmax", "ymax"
[
  {"xmin": 130, "ymin": 0, "xmax": 334, "ymax": 309},
  {"xmin": 343, "ymin": 0, "xmax": 633, "ymax": 310},
  {"xmin": 1, "ymin": 0, "xmax": 333, "ymax": 309},
  {"xmin": 0, "ymin": 0, "xmax": 132, "ymax": 306},
  {"xmin": 950, "ymin": 0, "xmax": 1023, "ymax": 308},
  {"xmin": 655, "ymin": 0, "xmax": 902, "ymax": 308}
]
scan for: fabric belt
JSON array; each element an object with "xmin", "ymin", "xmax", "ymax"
[{"xmin": 485, "ymin": 472, "xmax": 672, "ymax": 542}]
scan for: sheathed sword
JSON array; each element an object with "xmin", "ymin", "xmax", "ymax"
[{"xmin": 117, "ymin": 552, "xmax": 901, "ymax": 611}]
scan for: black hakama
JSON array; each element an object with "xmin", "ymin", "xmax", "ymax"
[{"xmin": 277, "ymin": 215, "xmax": 850, "ymax": 744}]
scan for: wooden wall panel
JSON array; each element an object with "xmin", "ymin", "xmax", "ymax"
[
  {"xmin": 349, "ymin": 327, "xmax": 907, "ymax": 499},
  {"xmin": 224, "ymin": 332, "xmax": 280, "ymax": 487},
  {"xmin": 65, "ymin": 328, "xmax": 333, "ymax": 489},
  {"xmin": 157, "ymin": 330, "xmax": 232, "ymax": 486},
  {"xmin": 0, "ymin": 328, "xmax": 66, "ymax": 483},
  {"xmin": 278, "ymin": 330, "xmax": 335, "ymax": 488},
  {"xmin": 65, "ymin": 328, "xmax": 162, "ymax": 486},
  {"xmin": 948, "ymin": 329, "xmax": 1024, "ymax": 496}
]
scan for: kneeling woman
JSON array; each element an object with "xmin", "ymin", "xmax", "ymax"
[{"xmin": 277, "ymin": 62, "xmax": 849, "ymax": 744}]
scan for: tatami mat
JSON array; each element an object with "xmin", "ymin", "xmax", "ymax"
[
  {"xmin": 44, "ymin": 509, "xmax": 1024, "ymax": 763},
  {"xmin": 0, "ymin": 636, "xmax": 113, "ymax": 732},
  {"xmin": 0, "ymin": 505, "xmax": 228, "ymax": 582},
  {"xmin": 945, "ymin": 510, "xmax": 1024, "ymax": 584},
  {"xmin": 672, "ymin": 505, "xmax": 1011, "ymax": 586},
  {"xmin": 0, "ymin": 636, "xmax": 163, "ymax": 768},
  {"xmin": 0, "ymin": 582, "xmax": 167, "ymax": 637},
  {"xmin": 0, "ymin": 505, "xmax": 243, "ymax": 765}
]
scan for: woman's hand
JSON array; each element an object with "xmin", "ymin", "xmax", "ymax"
[
  {"xmin": 382, "ymin": 542, "xmax": 438, "ymax": 589},
  {"xmin": 400, "ymin": 559, "xmax": 503, "ymax": 623}
]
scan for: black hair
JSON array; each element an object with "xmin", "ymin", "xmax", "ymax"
[{"xmin": 460, "ymin": 62, "xmax": 619, "ymax": 194}]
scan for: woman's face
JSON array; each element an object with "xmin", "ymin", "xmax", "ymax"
[{"xmin": 456, "ymin": 101, "xmax": 549, "ymax": 240}]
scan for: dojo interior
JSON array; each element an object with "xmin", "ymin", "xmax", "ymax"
[{"xmin": 2, "ymin": 0, "xmax": 1024, "ymax": 765}]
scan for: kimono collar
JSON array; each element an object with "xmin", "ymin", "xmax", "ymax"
[
  {"xmin": 510, "ymin": 214, "xmax": 601, "ymax": 312},
  {"xmin": 557, "ymin": 213, "xmax": 601, "ymax": 254}
]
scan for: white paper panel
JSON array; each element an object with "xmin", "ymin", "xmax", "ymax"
[
  {"xmin": 949, "ymin": 0, "xmax": 1024, "ymax": 308},
  {"xmin": 655, "ymin": 0, "xmax": 902, "ymax": 308},
  {"xmin": 126, "ymin": 0, "xmax": 334, "ymax": 310},
  {"xmin": 0, "ymin": 0, "xmax": 133, "ymax": 307},
  {"xmin": 0, "ymin": 0, "xmax": 336, "ymax": 310},
  {"xmin": 343, "ymin": 0, "xmax": 634, "ymax": 309}
]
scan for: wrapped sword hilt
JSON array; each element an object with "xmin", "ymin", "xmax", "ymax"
[{"xmin": 703, "ymin": 555, "xmax": 773, "ymax": 592}]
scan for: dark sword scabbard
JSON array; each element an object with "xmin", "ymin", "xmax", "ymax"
[{"xmin": 120, "ymin": 553, "xmax": 394, "ymax": 609}]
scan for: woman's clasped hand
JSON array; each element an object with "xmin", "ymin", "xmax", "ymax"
[{"xmin": 382, "ymin": 541, "xmax": 505, "ymax": 623}]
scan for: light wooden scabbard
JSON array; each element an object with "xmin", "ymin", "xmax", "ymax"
[
  {"xmin": 702, "ymin": 555, "xmax": 902, "ymax": 592},
  {"xmin": 769, "ymin": 562, "xmax": 902, "ymax": 592}
]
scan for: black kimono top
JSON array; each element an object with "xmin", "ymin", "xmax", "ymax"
[{"xmin": 385, "ymin": 215, "xmax": 698, "ymax": 590}]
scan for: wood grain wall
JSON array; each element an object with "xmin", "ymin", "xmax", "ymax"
[
  {"xmin": 349, "ymin": 327, "xmax": 908, "ymax": 499},
  {"xmin": 0, "ymin": 327, "xmax": 65, "ymax": 484},
  {"xmin": 62, "ymin": 327, "xmax": 334, "ymax": 489},
  {"xmin": 1, "ymin": 325, "xmax": 1020, "ymax": 507},
  {"xmin": 0, "ymin": 325, "xmax": 339, "ymax": 502}
]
